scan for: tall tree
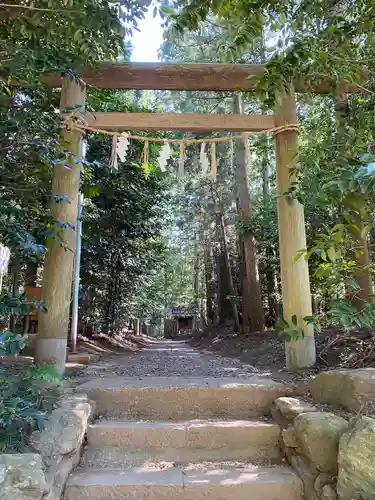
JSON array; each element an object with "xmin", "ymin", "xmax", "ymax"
[{"xmin": 233, "ymin": 94, "xmax": 264, "ymax": 332}]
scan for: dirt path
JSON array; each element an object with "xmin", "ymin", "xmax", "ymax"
[{"xmin": 72, "ymin": 339, "xmax": 289, "ymax": 383}]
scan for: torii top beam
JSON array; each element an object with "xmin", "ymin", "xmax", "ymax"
[{"xmin": 45, "ymin": 62, "xmax": 360, "ymax": 93}]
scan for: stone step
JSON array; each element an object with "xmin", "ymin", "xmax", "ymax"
[
  {"xmin": 87, "ymin": 419, "xmax": 281, "ymax": 461},
  {"xmin": 84, "ymin": 446, "xmax": 281, "ymax": 469},
  {"xmin": 65, "ymin": 465, "xmax": 302, "ymax": 500},
  {"xmin": 75, "ymin": 376, "xmax": 288, "ymax": 419}
]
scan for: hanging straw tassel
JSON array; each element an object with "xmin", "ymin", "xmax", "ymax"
[
  {"xmin": 143, "ymin": 140, "xmax": 149, "ymax": 164},
  {"xmin": 110, "ymin": 134, "xmax": 118, "ymax": 170},
  {"xmin": 200, "ymin": 143, "xmax": 208, "ymax": 175},
  {"xmin": 116, "ymin": 133, "xmax": 129, "ymax": 163},
  {"xmin": 211, "ymin": 142, "xmax": 217, "ymax": 182},
  {"xmin": 178, "ymin": 142, "xmax": 185, "ymax": 177},
  {"xmin": 157, "ymin": 142, "xmax": 171, "ymax": 172}
]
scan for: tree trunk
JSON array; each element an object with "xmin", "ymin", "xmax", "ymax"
[
  {"xmin": 349, "ymin": 219, "xmax": 373, "ymax": 308},
  {"xmin": 236, "ymin": 218, "xmax": 249, "ymax": 331},
  {"xmin": 193, "ymin": 235, "xmax": 200, "ymax": 319},
  {"xmin": 215, "ymin": 213, "xmax": 232, "ymax": 325},
  {"xmin": 135, "ymin": 318, "xmax": 140, "ymax": 336},
  {"xmin": 23, "ymin": 261, "xmax": 38, "ymax": 334},
  {"xmin": 334, "ymin": 92, "xmax": 374, "ymax": 307},
  {"xmin": 204, "ymin": 244, "xmax": 215, "ymax": 325},
  {"xmin": 262, "ymin": 143, "xmax": 270, "ymax": 200},
  {"xmin": 233, "ymin": 95, "xmax": 265, "ymax": 333},
  {"xmin": 261, "ymin": 136, "xmax": 278, "ymax": 323},
  {"xmin": 104, "ymin": 277, "xmax": 113, "ymax": 336},
  {"xmin": 111, "ymin": 274, "xmax": 119, "ymax": 334},
  {"xmin": 81, "ymin": 287, "xmax": 93, "ymax": 337},
  {"xmin": 275, "ymin": 88, "xmax": 316, "ymax": 369},
  {"xmin": 218, "ymin": 209, "xmax": 241, "ymax": 332},
  {"xmin": 36, "ymin": 78, "xmax": 86, "ymax": 374},
  {"xmin": 9, "ymin": 256, "xmax": 21, "ymax": 332}
]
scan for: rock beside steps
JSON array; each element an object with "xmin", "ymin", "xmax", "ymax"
[{"xmin": 64, "ymin": 376, "xmax": 303, "ymax": 500}]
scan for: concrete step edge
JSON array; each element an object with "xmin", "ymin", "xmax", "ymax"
[
  {"xmin": 87, "ymin": 419, "xmax": 281, "ymax": 450},
  {"xmin": 77, "ymin": 377, "xmax": 288, "ymax": 419},
  {"xmin": 76, "ymin": 375, "xmax": 287, "ymax": 392},
  {"xmin": 65, "ymin": 465, "xmax": 303, "ymax": 500},
  {"xmin": 89, "ymin": 418, "xmax": 279, "ymax": 429},
  {"xmin": 67, "ymin": 464, "xmax": 301, "ymax": 487},
  {"xmin": 83, "ymin": 444, "xmax": 282, "ymax": 468}
]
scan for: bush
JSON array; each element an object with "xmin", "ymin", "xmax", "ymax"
[
  {"xmin": 0, "ymin": 332, "xmax": 28, "ymax": 356},
  {"xmin": 0, "ymin": 333, "xmax": 61, "ymax": 452}
]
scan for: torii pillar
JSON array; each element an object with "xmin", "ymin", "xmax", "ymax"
[
  {"xmin": 275, "ymin": 88, "xmax": 316, "ymax": 369},
  {"xmin": 35, "ymin": 77, "xmax": 86, "ymax": 374}
]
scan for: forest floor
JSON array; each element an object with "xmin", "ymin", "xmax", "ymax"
[
  {"xmin": 187, "ymin": 327, "xmax": 375, "ymax": 418},
  {"xmin": 190, "ymin": 325, "xmax": 375, "ymax": 385},
  {"xmin": 0, "ymin": 332, "xmax": 151, "ymax": 377},
  {"xmin": 74, "ymin": 331, "xmax": 151, "ymax": 356}
]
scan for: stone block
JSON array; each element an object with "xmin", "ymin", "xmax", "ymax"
[
  {"xmin": 0, "ymin": 454, "xmax": 47, "ymax": 500},
  {"xmin": 309, "ymin": 368, "xmax": 375, "ymax": 412},
  {"xmin": 321, "ymin": 484, "xmax": 337, "ymax": 500},
  {"xmin": 314, "ymin": 472, "xmax": 335, "ymax": 495},
  {"xmin": 282, "ymin": 427, "xmax": 299, "ymax": 448},
  {"xmin": 337, "ymin": 416, "xmax": 375, "ymax": 500},
  {"xmin": 275, "ymin": 397, "xmax": 317, "ymax": 420},
  {"xmin": 291, "ymin": 455, "xmax": 319, "ymax": 500},
  {"xmin": 294, "ymin": 412, "xmax": 349, "ymax": 473}
]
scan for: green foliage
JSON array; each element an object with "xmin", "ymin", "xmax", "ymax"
[
  {"xmin": 78, "ymin": 93, "xmax": 168, "ymax": 333},
  {"xmin": 327, "ymin": 300, "xmax": 375, "ymax": 331},
  {"xmin": 0, "ymin": 0, "xmax": 154, "ymax": 337},
  {"xmin": 0, "ymin": 292, "xmax": 47, "ymax": 316},
  {"xmin": 156, "ymin": 1, "xmax": 375, "ymax": 338},
  {"xmin": 165, "ymin": 0, "xmax": 375, "ymax": 105},
  {"xmin": 0, "ymin": 0, "xmax": 137, "ymax": 253},
  {"xmin": 296, "ymin": 224, "xmax": 347, "ymax": 264},
  {"xmin": 275, "ymin": 314, "xmax": 305, "ymax": 342},
  {"xmin": 0, "ymin": 333, "xmax": 28, "ymax": 356},
  {"xmin": 23, "ymin": 363, "xmax": 62, "ymax": 383},
  {"xmin": 295, "ymin": 224, "xmax": 356, "ymax": 295},
  {"xmin": 277, "ymin": 300, "xmax": 375, "ymax": 341},
  {"xmin": 0, "ymin": 362, "xmax": 61, "ymax": 452},
  {"xmin": 0, "ymin": 0, "xmax": 151, "ymax": 86},
  {"xmin": 0, "ymin": 292, "xmax": 47, "ymax": 345},
  {"xmin": 0, "ymin": 322, "xmax": 61, "ymax": 452},
  {"xmin": 235, "ymin": 215, "xmax": 254, "ymax": 235},
  {"xmin": 131, "ymin": 242, "xmax": 197, "ymax": 321}
]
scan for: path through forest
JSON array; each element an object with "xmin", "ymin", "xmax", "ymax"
[{"xmin": 75, "ymin": 339, "xmax": 284, "ymax": 381}]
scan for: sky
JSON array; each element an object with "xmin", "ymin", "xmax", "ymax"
[{"xmin": 131, "ymin": 7, "xmax": 164, "ymax": 63}]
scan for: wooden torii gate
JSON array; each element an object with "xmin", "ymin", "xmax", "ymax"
[{"xmin": 36, "ymin": 63, "xmax": 337, "ymax": 373}]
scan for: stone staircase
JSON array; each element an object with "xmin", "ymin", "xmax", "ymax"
[{"xmin": 64, "ymin": 376, "xmax": 303, "ymax": 500}]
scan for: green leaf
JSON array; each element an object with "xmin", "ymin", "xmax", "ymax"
[
  {"xmin": 327, "ymin": 247, "xmax": 336, "ymax": 262},
  {"xmin": 294, "ymin": 248, "xmax": 306, "ymax": 262}
]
